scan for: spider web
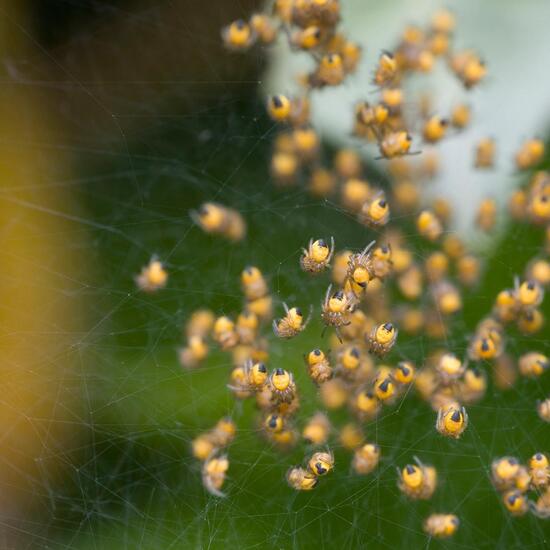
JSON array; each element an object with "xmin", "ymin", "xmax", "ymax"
[{"xmin": 1, "ymin": 1, "xmax": 550, "ymax": 549}]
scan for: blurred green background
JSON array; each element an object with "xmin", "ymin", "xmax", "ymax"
[{"xmin": 1, "ymin": 1, "xmax": 550, "ymax": 549}]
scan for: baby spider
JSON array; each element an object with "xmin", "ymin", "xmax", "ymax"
[
  {"xmin": 367, "ymin": 322, "xmax": 398, "ymax": 356},
  {"xmin": 305, "ymin": 349, "xmax": 333, "ymax": 384},
  {"xmin": 321, "ymin": 285, "xmax": 354, "ymax": 341},
  {"xmin": 359, "ymin": 193, "xmax": 390, "ymax": 228},
  {"xmin": 202, "ymin": 454, "xmax": 229, "ymax": 497},
  {"xmin": 515, "ymin": 278, "xmax": 544, "ymax": 310},
  {"xmin": 529, "ymin": 453, "xmax": 550, "ymax": 489},
  {"xmin": 423, "ymin": 513, "xmax": 459, "ymax": 539},
  {"xmin": 436, "ymin": 404, "xmax": 468, "ymax": 439},
  {"xmin": 516, "ymin": 466, "xmax": 532, "ymax": 493},
  {"xmin": 436, "ymin": 352, "xmax": 466, "ymax": 383},
  {"xmin": 302, "ymin": 412, "xmax": 331, "ymax": 446},
  {"xmin": 270, "ymin": 428, "xmax": 298, "ymax": 450},
  {"xmin": 517, "ymin": 308, "xmax": 544, "ymax": 335},
  {"xmin": 320, "ymin": 378, "xmax": 349, "ymax": 410},
  {"xmin": 337, "ymin": 345, "xmax": 362, "ymax": 375},
  {"xmin": 373, "ymin": 51, "xmax": 398, "ymax": 87},
  {"xmin": 307, "ymin": 451, "xmax": 335, "ymax": 477},
  {"xmin": 309, "ymin": 53, "xmax": 346, "ymax": 88},
  {"xmin": 503, "ymin": 490, "xmax": 528, "ymax": 516},
  {"xmin": 451, "ymin": 103, "xmax": 471, "ymax": 129},
  {"xmin": 538, "ymin": 397, "xmax": 550, "ymax": 422},
  {"xmin": 208, "ymin": 417, "xmax": 236, "ymax": 448},
  {"xmin": 236, "ymin": 310, "xmax": 259, "ymax": 345},
  {"xmin": 531, "ymin": 488, "xmax": 550, "ymax": 518},
  {"xmin": 339, "ymin": 422, "xmax": 364, "ymax": 451},
  {"xmin": 300, "ymin": 237, "xmax": 335, "ymax": 273},
  {"xmin": 370, "ymin": 244, "xmax": 393, "ymax": 279},
  {"xmin": 352, "ymin": 388, "xmax": 380, "ymax": 420},
  {"xmin": 241, "ymin": 266, "xmax": 269, "ymax": 301},
  {"xmin": 287, "ymin": 467, "xmax": 318, "ymax": 491},
  {"xmin": 468, "ymin": 333, "xmax": 501, "ymax": 361},
  {"xmin": 475, "ymin": 138, "xmax": 496, "ymax": 169},
  {"xmin": 191, "ymin": 418, "xmax": 235, "ymax": 462},
  {"xmin": 417, "ymin": 209, "xmax": 443, "ymax": 241},
  {"xmin": 450, "ymin": 49, "xmax": 487, "ymax": 89},
  {"xmin": 135, "ymin": 256, "xmax": 168, "ymax": 293},
  {"xmin": 186, "ymin": 309, "xmax": 215, "ymax": 338},
  {"xmin": 345, "ymin": 240, "xmax": 376, "ymax": 294},
  {"xmin": 273, "ymin": 303, "xmax": 312, "ymax": 339},
  {"xmin": 266, "ymin": 94, "xmax": 292, "ymax": 122},
  {"xmin": 423, "ymin": 115, "xmax": 449, "ymax": 143},
  {"xmin": 263, "ymin": 413, "xmax": 285, "ymax": 433},
  {"xmin": 515, "ymin": 138, "xmax": 544, "ymax": 170},
  {"xmin": 394, "ymin": 361, "xmax": 415, "ymax": 385},
  {"xmin": 179, "ymin": 335, "xmax": 208, "ymax": 369},
  {"xmin": 213, "ymin": 316, "xmax": 239, "ymax": 350},
  {"xmin": 373, "ymin": 375, "xmax": 396, "ymax": 402},
  {"xmin": 518, "ymin": 352, "xmax": 549, "ymax": 378},
  {"xmin": 397, "ymin": 456, "xmax": 437, "ymax": 500},
  {"xmin": 228, "ymin": 365, "xmax": 252, "ymax": 400},
  {"xmin": 268, "ymin": 368, "xmax": 296, "ymax": 403},
  {"xmin": 459, "ymin": 368, "xmax": 487, "ymax": 404},
  {"xmin": 190, "ymin": 202, "xmax": 246, "ymax": 241},
  {"xmin": 352, "ymin": 443, "xmax": 380, "ymax": 475},
  {"xmin": 221, "ymin": 19, "xmax": 255, "ymax": 51},
  {"xmin": 245, "ymin": 360, "xmax": 268, "ymax": 390},
  {"xmin": 378, "ymin": 131, "xmax": 418, "ymax": 159},
  {"xmin": 525, "ymin": 257, "xmax": 550, "ymax": 286},
  {"xmin": 249, "ymin": 14, "xmax": 277, "ymax": 44},
  {"xmin": 431, "ymin": 281, "xmax": 462, "ymax": 315},
  {"xmin": 290, "ymin": 25, "xmax": 323, "ymax": 51}
]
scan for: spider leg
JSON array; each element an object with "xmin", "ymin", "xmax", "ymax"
[
  {"xmin": 204, "ymin": 479, "xmax": 227, "ymax": 498},
  {"xmin": 304, "ymin": 304, "xmax": 314, "ymax": 327},
  {"xmin": 529, "ymin": 500, "xmax": 550, "ymax": 518},
  {"xmin": 326, "ymin": 236, "xmax": 335, "ymax": 263},
  {"xmin": 324, "ymin": 284, "xmax": 332, "ymax": 306},
  {"xmin": 436, "ymin": 408, "xmax": 443, "ymax": 429},
  {"xmin": 359, "ymin": 240, "xmax": 376, "ymax": 261},
  {"xmin": 189, "ymin": 210, "xmax": 202, "ymax": 228},
  {"xmin": 462, "ymin": 406, "xmax": 469, "ymax": 425}
]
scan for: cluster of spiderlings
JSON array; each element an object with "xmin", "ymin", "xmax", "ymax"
[
  {"xmin": 493, "ymin": 276, "xmax": 545, "ymax": 330},
  {"xmin": 413, "ymin": 352, "xmax": 472, "ymax": 436},
  {"xmin": 203, "ymin": 266, "xmax": 274, "ymax": 371},
  {"xmin": 231, "ymin": 4, "xmax": 487, "ymax": 199},
  {"xmin": 129, "ymin": 2, "xmax": 550, "ymax": 538},
  {"xmin": 491, "ymin": 453, "xmax": 550, "ymax": 518},
  {"xmin": 356, "ymin": 10, "xmax": 474, "ymax": 159},
  {"xmin": 179, "ymin": 268, "xmax": 273, "ymax": 372},
  {"xmin": 190, "ymin": 202, "xmax": 247, "ymax": 242},
  {"xmin": 299, "ymin": 240, "xmax": 421, "ymax": 429},
  {"xmin": 179, "ymin": 309, "xmax": 214, "ymax": 369},
  {"xmin": 257, "ymin": 367, "xmax": 301, "ymax": 449},
  {"xmin": 191, "ymin": 417, "xmax": 236, "ymax": 497},
  {"xmin": 287, "ymin": 450, "xmax": 335, "ymax": 491}
]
